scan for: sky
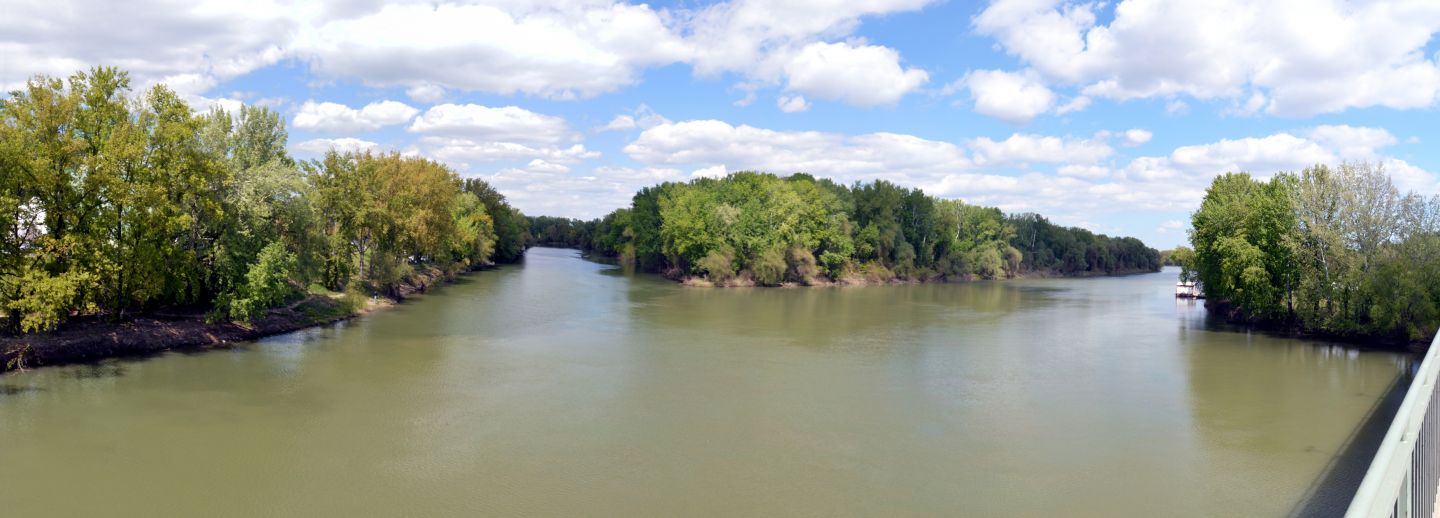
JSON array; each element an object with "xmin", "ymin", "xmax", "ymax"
[{"xmin": 6, "ymin": 0, "xmax": 1440, "ymax": 249}]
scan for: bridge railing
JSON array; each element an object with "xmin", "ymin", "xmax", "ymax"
[{"xmin": 1348, "ymin": 330, "xmax": 1440, "ymax": 518}]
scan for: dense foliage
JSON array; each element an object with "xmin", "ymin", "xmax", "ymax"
[
  {"xmin": 0, "ymin": 68, "xmax": 527, "ymax": 333},
  {"xmin": 1185, "ymin": 163, "xmax": 1440, "ymax": 343},
  {"xmin": 529, "ymin": 172, "xmax": 1160, "ymax": 285}
]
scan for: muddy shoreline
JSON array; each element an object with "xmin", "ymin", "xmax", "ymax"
[{"xmin": 0, "ymin": 264, "xmax": 483, "ymax": 374}]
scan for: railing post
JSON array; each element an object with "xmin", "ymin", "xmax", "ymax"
[{"xmin": 1399, "ymin": 469, "xmax": 1412, "ymax": 518}]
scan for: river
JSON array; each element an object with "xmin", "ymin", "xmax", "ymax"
[{"xmin": 0, "ymin": 247, "xmax": 1413, "ymax": 516}]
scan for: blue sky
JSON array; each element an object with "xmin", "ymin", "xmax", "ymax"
[{"xmin": 6, "ymin": 0, "xmax": 1440, "ymax": 249}]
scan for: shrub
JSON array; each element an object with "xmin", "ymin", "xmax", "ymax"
[
  {"xmin": 696, "ymin": 248, "xmax": 735, "ymax": 283},
  {"xmin": 751, "ymin": 246, "xmax": 786, "ymax": 286},
  {"xmin": 224, "ymin": 242, "xmax": 301, "ymax": 323}
]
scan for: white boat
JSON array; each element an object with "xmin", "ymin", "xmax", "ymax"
[{"xmin": 1175, "ymin": 281, "xmax": 1203, "ymax": 299}]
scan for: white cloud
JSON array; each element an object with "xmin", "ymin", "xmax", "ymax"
[
  {"xmin": 777, "ymin": 94, "xmax": 811, "ymax": 113},
  {"xmin": 292, "ymin": 100, "xmax": 419, "ymax": 133},
  {"xmin": 5, "ymin": 0, "xmax": 938, "ymax": 110},
  {"xmin": 291, "ymin": 137, "xmax": 381, "ymax": 155},
  {"xmin": 1122, "ymin": 129, "xmax": 1153, "ymax": 147},
  {"xmin": 624, "ymin": 119, "xmax": 970, "ymax": 183},
  {"xmin": 780, "ymin": 41, "xmax": 928, "ymax": 106},
  {"xmin": 960, "ymin": 69, "xmax": 1056, "ymax": 124},
  {"xmin": 969, "ymin": 133, "xmax": 1113, "ymax": 165},
  {"xmin": 405, "ymin": 83, "xmax": 446, "ymax": 103},
  {"xmin": 297, "ymin": 2, "xmax": 689, "ymax": 100},
  {"xmin": 684, "ymin": 0, "xmax": 934, "ymax": 76},
  {"xmin": 597, "ymin": 104, "xmax": 670, "ymax": 132},
  {"xmin": 409, "ymin": 103, "xmax": 574, "ymax": 144},
  {"xmin": 602, "ymin": 115, "xmax": 638, "ymax": 132},
  {"xmin": 523, "ymin": 159, "xmax": 570, "ymax": 174},
  {"xmin": 1382, "ymin": 158, "xmax": 1440, "ymax": 194},
  {"xmin": 1155, "ymin": 220, "xmax": 1186, "ymax": 234},
  {"xmin": 480, "ymin": 163, "xmax": 687, "ymax": 220},
  {"xmin": 1166, "ymin": 134, "xmax": 1333, "ymax": 175},
  {"xmin": 1055, "ymin": 95, "xmax": 1091, "ymax": 115},
  {"xmin": 0, "ymin": 0, "xmax": 292, "ymax": 98},
  {"xmin": 681, "ymin": 0, "xmax": 935, "ymax": 106},
  {"xmin": 692, "ymin": 164, "xmax": 729, "ymax": 178},
  {"xmin": 1306, "ymin": 125, "xmax": 1398, "ymax": 158},
  {"xmin": 419, "ymin": 138, "xmax": 599, "ymax": 164},
  {"xmin": 191, "ymin": 96, "xmax": 246, "ymax": 115},
  {"xmin": 1058, "ymin": 165, "xmax": 1110, "ymax": 179},
  {"xmin": 973, "ymin": 0, "xmax": 1440, "ymax": 116},
  {"xmin": 594, "ymin": 166, "xmax": 685, "ymax": 183}
]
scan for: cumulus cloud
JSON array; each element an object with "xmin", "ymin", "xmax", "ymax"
[
  {"xmin": 297, "ymin": 2, "xmax": 689, "ymax": 100},
  {"xmin": 691, "ymin": 164, "xmax": 729, "ymax": 178},
  {"xmin": 624, "ymin": 119, "xmax": 970, "ymax": 183},
  {"xmin": 405, "ymin": 83, "xmax": 446, "ymax": 103},
  {"xmin": 777, "ymin": 95, "xmax": 811, "ymax": 113},
  {"xmin": 1122, "ymin": 129, "xmax": 1153, "ymax": 147},
  {"xmin": 291, "ymin": 137, "xmax": 381, "ymax": 155},
  {"xmin": 602, "ymin": 115, "xmax": 638, "ymax": 132},
  {"xmin": 418, "ymin": 138, "xmax": 599, "ymax": 164},
  {"xmin": 684, "ymin": 0, "xmax": 933, "ymax": 74},
  {"xmin": 1306, "ymin": 125, "xmax": 1398, "ymax": 158},
  {"xmin": 959, "ymin": 69, "xmax": 1056, "ymax": 124},
  {"xmin": 292, "ymin": 100, "xmax": 419, "ymax": 133},
  {"xmin": 1055, "ymin": 95, "xmax": 1091, "ymax": 115},
  {"xmin": 597, "ymin": 104, "xmax": 670, "ymax": 132},
  {"xmin": 4, "ymin": 0, "xmax": 935, "ymax": 109},
  {"xmin": 682, "ymin": 0, "xmax": 935, "ymax": 106},
  {"xmin": 1155, "ymin": 220, "xmax": 1186, "ymax": 234},
  {"xmin": 1165, "ymin": 134, "xmax": 1333, "ymax": 175},
  {"xmin": 0, "ymin": 0, "xmax": 291, "ymax": 100},
  {"xmin": 409, "ymin": 103, "xmax": 574, "ymax": 144},
  {"xmin": 780, "ymin": 41, "xmax": 928, "ymax": 106},
  {"xmin": 973, "ymin": 0, "xmax": 1440, "ymax": 116},
  {"xmin": 969, "ymin": 133, "xmax": 1113, "ymax": 165},
  {"xmin": 1058, "ymin": 165, "xmax": 1110, "ymax": 179}
]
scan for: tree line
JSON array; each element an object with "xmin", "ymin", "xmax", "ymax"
[
  {"xmin": 1182, "ymin": 162, "xmax": 1440, "ymax": 344},
  {"xmin": 529, "ymin": 172, "xmax": 1161, "ymax": 285},
  {"xmin": 0, "ymin": 68, "xmax": 528, "ymax": 334}
]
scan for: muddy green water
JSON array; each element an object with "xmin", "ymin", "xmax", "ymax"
[{"xmin": 0, "ymin": 248, "xmax": 1412, "ymax": 517}]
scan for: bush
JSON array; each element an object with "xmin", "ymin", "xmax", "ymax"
[
  {"xmin": 787, "ymin": 246, "xmax": 820, "ymax": 284},
  {"xmin": 751, "ymin": 246, "xmax": 786, "ymax": 286},
  {"xmin": 224, "ymin": 242, "xmax": 301, "ymax": 323},
  {"xmin": 696, "ymin": 249, "xmax": 735, "ymax": 282}
]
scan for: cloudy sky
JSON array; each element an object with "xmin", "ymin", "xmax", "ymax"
[{"xmin": 7, "ymin": 0, "xmax": 1440, "ymax": 248}]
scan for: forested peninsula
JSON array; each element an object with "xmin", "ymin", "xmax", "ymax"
[
  {"xmin": 527, "ymin": 172, "xmax": 1161, "ymax": 286},
  {"xmin": 1, "ymin": 68, "xmax": 529, "ymax": 371},
  {"xmin": 1178, "ymin": 162, "xmax": 1440, "ymax": 347},
  {"xmin": 1, "ymin": 67, "xmax": 1161, "ymax": 372}
]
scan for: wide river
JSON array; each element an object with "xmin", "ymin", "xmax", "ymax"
[{"xmin": 0, "ymin": 247, "xmax": 1414, "ymax": 516}]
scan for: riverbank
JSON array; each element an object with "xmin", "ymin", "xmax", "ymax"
[
  {"xmin": 0, "ymin": 264, "xmax": 481, "ymax": 374},
  {"xmin": 672, "ymin": 266, "xmax": 1161, "ymax": 287},
  {"xmin": 1204, "ymin": 299, "xmax": 1434, "ymax": 352}
]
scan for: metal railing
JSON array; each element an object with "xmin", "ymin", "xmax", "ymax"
[{"xmin": 1348, "ymin": 330, "xmax": 1440, "ymax": 517}]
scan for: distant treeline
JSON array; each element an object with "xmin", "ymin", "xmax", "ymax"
[
  {"xmin": 1, "ymin": 68, "xmax": 528, "ymax": 334},
  {"xmin": 1181, "ymin": 162, "xmax": 1440, "ymax": 344},
  {"xmin": 529, "ymin": 172, "xmax": 1160, "ymax": 285}
]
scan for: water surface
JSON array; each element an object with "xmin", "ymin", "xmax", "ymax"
[{"xmin": 0, "ymin": 248, "xmax": 1410, "ymax": 516}]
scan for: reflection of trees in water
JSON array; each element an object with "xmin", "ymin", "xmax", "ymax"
[
  {"xmin": 623, "ymin": 280, "xmax": 1034, "ymax": 349},
  {"xmin": 1181, "ymin": 334, "xmax": 1413, "ymax": 514}
]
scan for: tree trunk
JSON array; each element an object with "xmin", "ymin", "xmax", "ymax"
[{"xmin": 4, "ymin": 309, "xmax": 19, "ymax": 335}]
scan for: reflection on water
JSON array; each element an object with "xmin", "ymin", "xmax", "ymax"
[{"xmin": 0, "ymin": 249, "xmax": 1411, "ymax": 517}]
